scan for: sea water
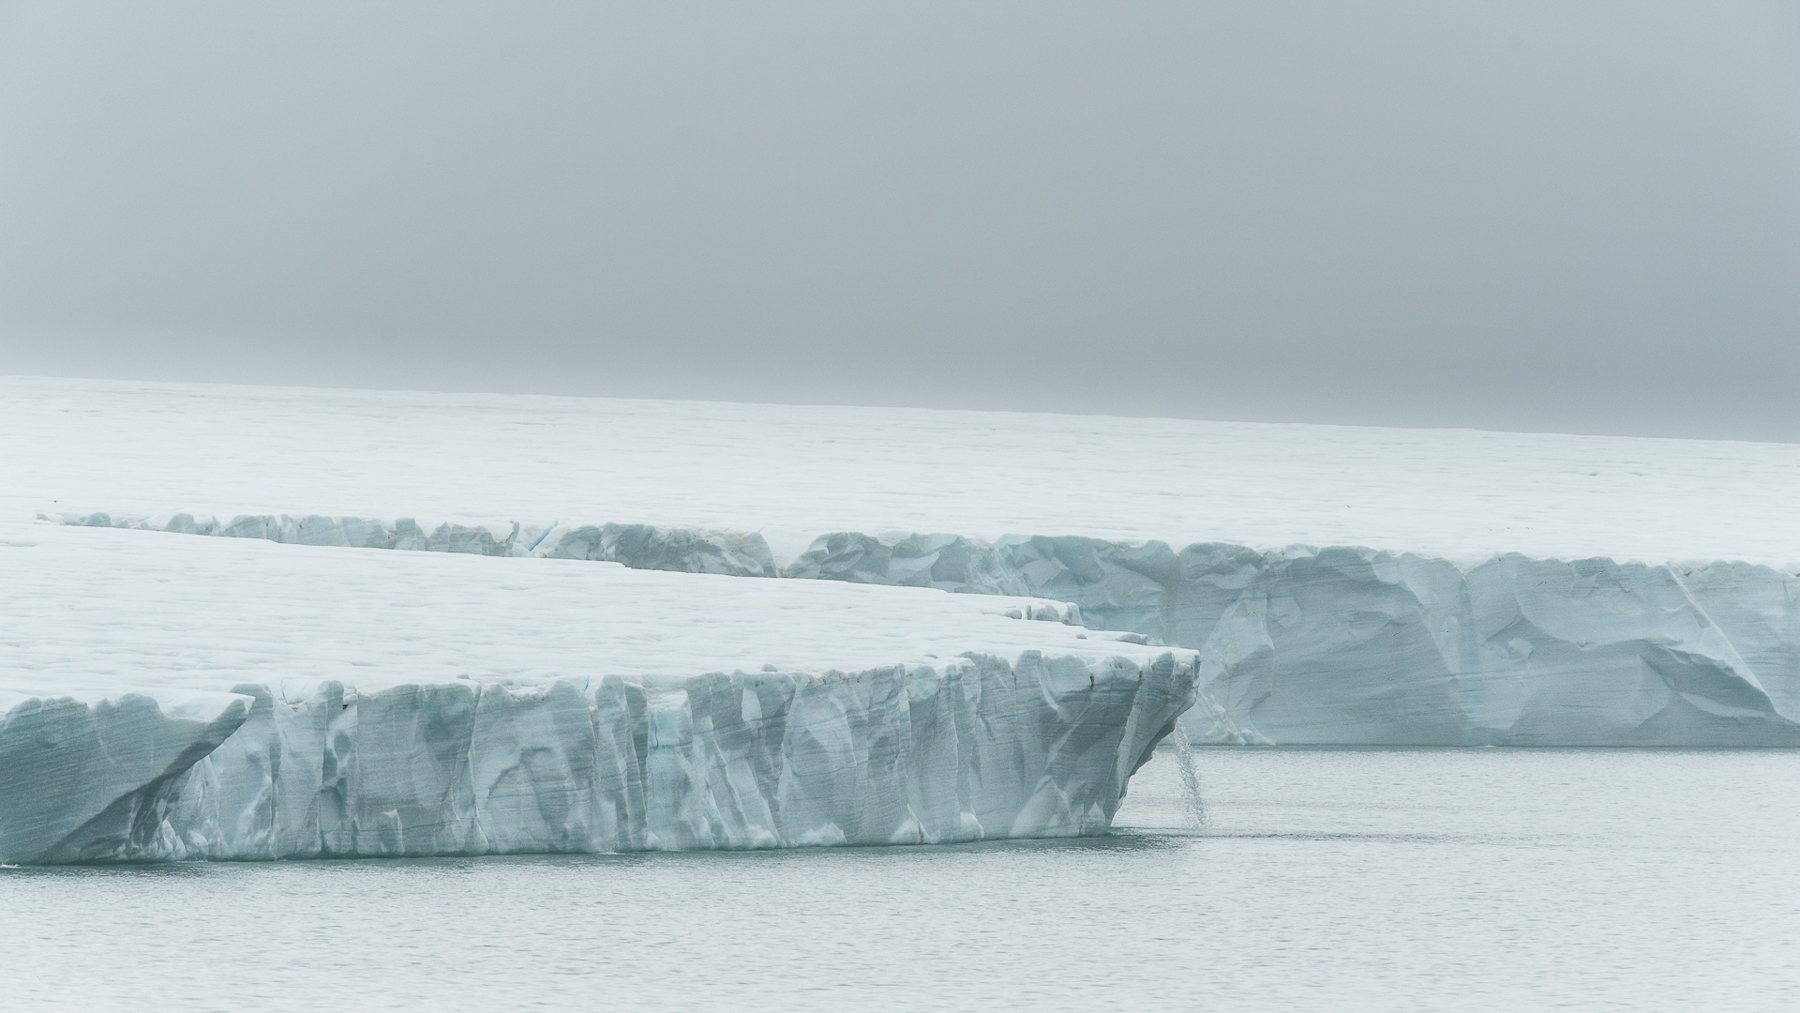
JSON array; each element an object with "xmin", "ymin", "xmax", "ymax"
[{"xmin": 2, "ymin": 749, "xmax": 1795, "ymax": 1011}]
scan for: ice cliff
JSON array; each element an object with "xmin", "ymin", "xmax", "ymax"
[
  {"xmin": 792, "ymin": 532, "xmax": 1800, "ymax": 747},
  {"xmin": 3, "ymin": 659, "xmax": 1191, "ymax": 864},
  {"xmin": 0, "ymin": 527, "xmax": 1195, "ymax": 864}
]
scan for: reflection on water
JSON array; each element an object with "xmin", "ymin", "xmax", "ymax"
[{"xmin": 4, "ymin": 748, "xmax": 1797, "ymax": 1011}]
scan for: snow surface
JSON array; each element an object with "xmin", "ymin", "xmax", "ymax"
[
  {"xmin": 5, "ymin": 375, "xmax": 1797, "ymax": 568},
  {"xmin": 0, "ymin": 525, "xmax": 1194, "ymax": 863}
]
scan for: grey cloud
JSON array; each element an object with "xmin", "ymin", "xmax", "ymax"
[{"xmin": 1, "ymin": 1, "xmax": 1796, "ymax": 440}]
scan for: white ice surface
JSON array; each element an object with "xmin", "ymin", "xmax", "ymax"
[
  {"xmin": 0, "ymin": 525, "xmax": 1194, "ymax": 863},
  {"xmin": 1, "ymin": 524, "xmax": 1159, "ymax": 698},
  {"xmin": 4, "ymin": 375, "xmax": 1797, "ymax": 568}
]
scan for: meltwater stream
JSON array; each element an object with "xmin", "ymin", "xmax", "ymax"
[
  {"xmin": 3, "ymin": 748, "xmax": 1796, "ymax": 1012},
  {"xmin": 1171, "ymin": 722, "xmax": 1208, "ymax": 830}
]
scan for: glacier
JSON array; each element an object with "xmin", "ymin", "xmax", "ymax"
[
  {"xmin": 59, "ymin": 513, "xmax": 1800, "ymax": 746},
  {"xmin": 5, "ymin": 376, "xmax": 1798, "ymax": 747},
  {"xmin": 0, "ymin": 526, "xmax": 1195, "ymax": 864}
]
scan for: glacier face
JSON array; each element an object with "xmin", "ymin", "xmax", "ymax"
[
  {"xmin": 59, "ymin": 514, "xmax": 1800, "ymax": 746},
  {"xmin": 790, "ymin": 534, "xmax": 1800, "ymax": 746},
  {"xmin": 2, "ymin": 660, "xmax": 1193, "ymax": 864},
  {"xmin": 0, "ymin": 526, "xmax": 1195, "ymax": 864}
]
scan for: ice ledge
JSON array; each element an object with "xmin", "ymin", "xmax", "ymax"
[{"xmin": 0, "ymin": 653, "xmax": 1195, "ymax": 864}]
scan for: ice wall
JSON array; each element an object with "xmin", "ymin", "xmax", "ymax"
[
  {"xmin": 0, "ymin": 653, "xmax": 1195, "ymax": 864},
  {"xmin": 60, "ymin": 513, "xmax": 1799, "ymax": 746},
  {"xmin": 795, "ymin": 534, "xmax": 1800, "ymax": 746}
]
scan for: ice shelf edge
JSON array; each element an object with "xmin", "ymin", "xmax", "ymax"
[{"xmin": 0, "ymin": 652, "xmax": 1197, "ymax": 864}]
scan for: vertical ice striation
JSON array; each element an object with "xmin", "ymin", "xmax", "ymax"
[{"xmin": 2, "ymin": 654, "xmax": 1194, "ymax": 864}]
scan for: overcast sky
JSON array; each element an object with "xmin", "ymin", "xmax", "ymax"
[{"xmin": 1, "ymin": 2, "xmax": 1796, "ymax": 440}]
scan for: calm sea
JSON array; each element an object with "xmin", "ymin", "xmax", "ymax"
[{"xmin": 4, "ymin": 748, "xmax": 1796, "ymax": 1011}]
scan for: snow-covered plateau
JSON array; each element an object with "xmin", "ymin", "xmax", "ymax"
[
  {"xmin": 0, "ymin": 525, "xmax": 1194, "ymax": 864},
  {"xmin": 4, "ymin": 376, "xmax": 1798, "ymax": 747}
]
